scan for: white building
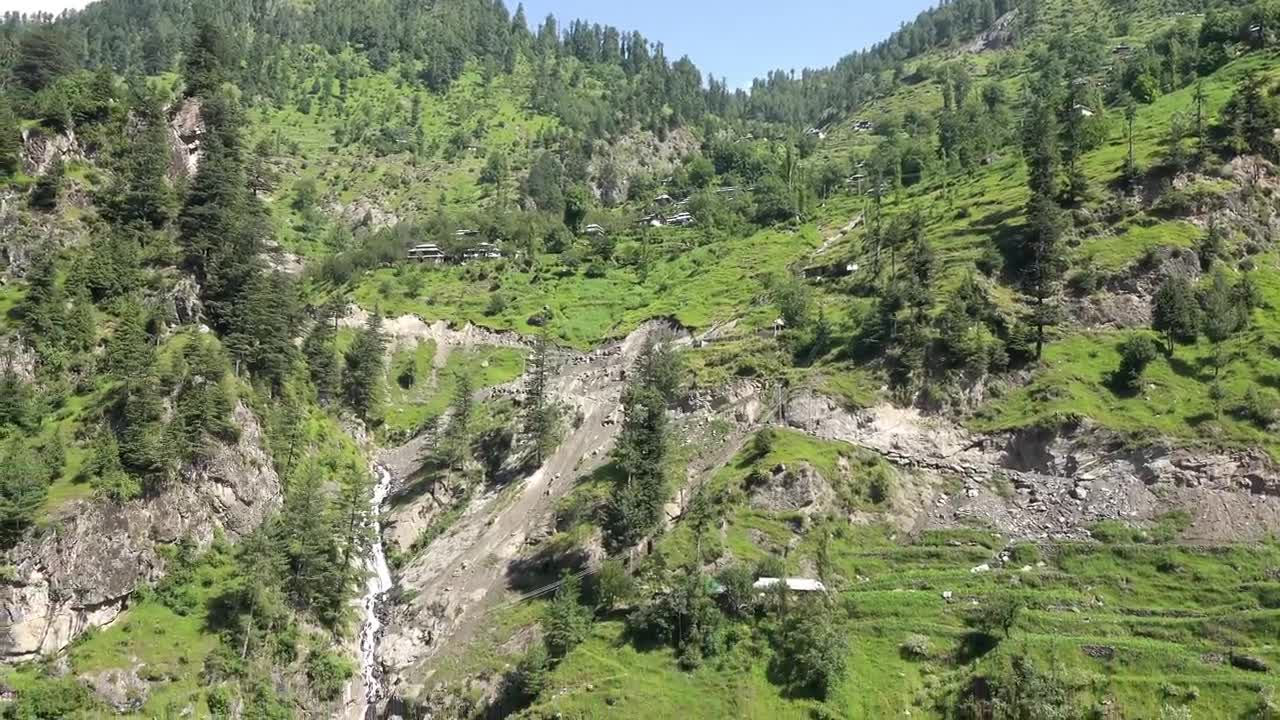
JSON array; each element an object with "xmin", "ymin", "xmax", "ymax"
[{"xmin": 407, "ymin": 243, "xmax": 446, "ymax": 264}]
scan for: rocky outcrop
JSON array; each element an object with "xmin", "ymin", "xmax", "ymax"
[
  {"xmin": 334, "ymin": 199, "xmax": 400, "ymax": 232},
  {"xmin": 589, "ymin": 127, "xmax": 699, "ymax": 206},
  {"xmin": 168, "ymin": 98, "xmax": 204, "ymax": 180},
  {"xmin": 21, "ymin": 127, "xmax": 82, "ymax": 176},
  {"xmin": 748, "ymin": 463, "xmax": 835, "ymax": 515},
  {"xmin": 82, "ymin": 664, "xmax": 149, "ymax": 713},
  {"xmin": 0, "ymin": 403, "xmax": 281, "ymax": 661},
  {"xmin": 784, "ymin": 392, "xmax": 1280, "ymax": 542},
  {"xmin": 163, "ymin": 276, "xmax": 204, "ymax": 328}
]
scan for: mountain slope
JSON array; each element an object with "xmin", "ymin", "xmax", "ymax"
[{"xmin": 0, "ymin": 0, "xmax": 1278, "ymax": 718}]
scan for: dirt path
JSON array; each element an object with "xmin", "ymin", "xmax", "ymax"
[
  {"xmin": 812, "ymin": 213, "xmax": 863, "ymax": 258},
  {"xmin": 374, "ymin": 322, "xmax": 678, "ymax": 705}
]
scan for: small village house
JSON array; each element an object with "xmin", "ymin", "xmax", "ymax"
[{"xmin": 407, "ymin": 243, "xmax": 447, "ymax": 264}]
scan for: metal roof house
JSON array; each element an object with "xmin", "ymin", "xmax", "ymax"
[
  {"xmin": 461, "ymin": 242, "xmax": 502, "ymax": 261},
  {"xmin": 407, "ymin": 243, "xmax": 447, "ymax": 263},
  {"xmin": 584, "ymin": 223, "xmax": 607, "ymax": 236},
  {"xmin": 666, "ymin": 211, "xmax": 695, "ymax": 227}
]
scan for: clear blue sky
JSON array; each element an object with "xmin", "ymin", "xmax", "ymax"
[{"xmin": 514, "ymin": 0, "xmax": 938, "ymax": 89}]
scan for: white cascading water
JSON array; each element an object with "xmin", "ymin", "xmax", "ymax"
[{"xmin": 358, "ymin": 465, "xmax": 395, "ymax": 719}]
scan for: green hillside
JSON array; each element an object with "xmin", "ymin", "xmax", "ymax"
[{"xmin": 0, "ymin": 0, "xmax": 1279, "ymax": 717}]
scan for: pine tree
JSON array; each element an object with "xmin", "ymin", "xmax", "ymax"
[
  {"xmin": 303, "ymin": 312, "xmax": 341, "ymax": 405},
  {"xmin": 118, "ymin": 371, "xmax": 170, "ymax": 485},
  {"xmin": 280, "ymin": 466, "xmax": 341, "ymax": 621},
  {"xmin": 544, "ymin": 571, "xmax": 592, "ymax": 659},
  {"xmin": 0, "ymin": 370, "xmax": 34, "ymax": 430},
  {"xmin": 16, "ymin": 250, "xmax": 69, "ymax": 363},
  {"xmin": 248, "ymin": 139, "xmax": 278, "ymax": 198},
  {"xmin": 86, "ymin": 426, "xmax": 139, "ymax": 502},
  {"xmin": 0, "ymin": 100, "xmax": 19, "ymax": 177},
  {"xmin": 29, "ymin": 156, "xmax": 64, "ymax": 211},
  {"xmin": 1022, "ymin": 194, "xmax": 1065, "ymax": 361},
  {"xmin": 1224, "ymin": 71, "xmax": 1280, "ymax": 161},
  {"xmin": 1193, "ymin": 77, "xmax": 1208, "ymax": 161},
  {"xmin": 0, "ymin": 439, "xmax": 47, "ymax": 547},
  {"xmin": 1201, "ymin": 267, "xmax": 1243, "ymax": 378},
  {"xmin": 1020, "ymin": 76, "xmax": 1066, "ymax": 360},
  {"xmin": 1151, "ymin": 276, "xmax": 1200, "ymax": 354},
  {"xmin": 185, "ymin": 15, "xmax": 230, "ymax": 98},
  {"xmin": 334, "ymin": 468, "xmax": 371, "ymax": 577},
  {"xmin": 173, "ymin": 338, "xmax": 237, "ymax": 461},
  {"xmin": 522, "ymin": 312, "xmax": 563, "ymax": 464},
  {"xmin": 343, "ymin": 311, "xmax": 386, "ymax": 419},
  {"xmin": 225, "ymin": 525, "xmax": 288, "ymax": 658},
  {"xmin": 105, "ymin": 298, "xmax": 155, "ymax": 383},
  {"xmin": 441, "ymin": 371, "xmax": 475, "ymax": 472},
  {"xmin": 607, "ymin": 382, "xmax": 668, "ymax": 549},
  {"xmin": 101, "ymin": 89, "xmax": 176, "ymax": 229}
]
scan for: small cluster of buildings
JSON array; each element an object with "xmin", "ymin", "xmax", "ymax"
[
  {"xmin": 406, "ymin": 240, "xmax": 503, "ymax": 264},
  {"xmin": 639, "ymin": 211, "xmax": 696, "ymax": 228},
  {"xmin": 637, "ymin": 193, "xmax": 698, "ymax": 228}
]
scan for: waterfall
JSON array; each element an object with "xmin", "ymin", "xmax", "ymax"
[{"xmin": 358, "ymin": 465, "xmax": 394, "ymax": 719}]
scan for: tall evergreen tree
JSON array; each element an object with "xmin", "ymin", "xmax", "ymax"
[
  {"xmin": 101, "ymin": 89, "xmax": 176, "ymax": 229},
  {"xmin": 1020, "ymin": 75, "xmax": 1066, "ymax": 360},
  {"xmin": 0, "ymin": 101, "xmax": 19, "ymax": 177},
  {"xmin": 304, "ymin": 311, "xmax": 341, "ymax": 405},
  {"xmin": 1151, "ymin": 276, "xmax": 1200, "ymax": 354},
  {"xmin": 86, "ymin": 426, "xmax": 139, "ymax": 502},
  {"xmin": 29, "ymin": 156, "xmax": 64, "ymax": 211},
  {"xmin": 441, "ymin": 371, "xmax": 475, "ymax": 472},
  {"xmin": 172, "ymin": 338, "xmax": 238, "ymax": 461},
  {"xmin": 522, "ymin": 312, "xmax": 563, "ymax": 464},
  {"xmin": 0, "ymin": 439, "xmax": 48, "ymax": 547},
  {"xmin": 607, "ymin": 379, "xmax": 669, "ymax": 549},
  {"xmin": 342, "ymin": 312, "xmax": 385, "ymax": 419},
  {"xmin": 16, "ymin": 250, "xmax": 68, "ymax": 363},
  {"xmin": 1201, "ymin": 267, "xmax": 1243, "ymax": 378},
  {"xmin": 185, "ymin": 15, "xmax": 230, "ymax": 98}
]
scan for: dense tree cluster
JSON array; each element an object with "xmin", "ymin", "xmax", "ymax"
[{"xmin": 606, "ymin": 338, "xmax": 683, "ymax": 550}]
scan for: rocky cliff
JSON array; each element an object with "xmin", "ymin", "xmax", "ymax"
[{"xmin": 0, "ymin": 403, "xmax": 280, "ymax": 661}]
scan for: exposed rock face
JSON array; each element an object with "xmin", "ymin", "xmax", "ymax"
[
  {"xmin": 82, "ymin": 664, "xmax": 149, "ymax": 713},
  {"xmin": 334, "ymin": 199, "xmax": 400, "ymax": 232},
  {"xmin": 168, "ymin": 98, "xmax": 204, "ymax": 180},
  {"xmin": 21, "ymin": 127, "xmax": 82, "ymax": 176},
  {"xmin": 0, "ymin": 404, "xmax": 281, "ymax": 661},
  {"xmin": 589, "ymin": 127, "xmax": 699, "ymax": 206},
  {"xmin": 784, "ymin": 392, "xmax": 1280, "ymax": 542},
  {"xmin": 163, "ymin": 275, "xmax": 204, "ymax": 327},
  {"xmin": 0, "ymin": 336, "xmax": 37, "ymax": 383},
  {"xmin": 748, "ymin": 463, "xmax": 835, "ymax": 515}
]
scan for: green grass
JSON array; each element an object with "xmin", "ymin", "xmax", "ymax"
[
  {"xmin": 1077, "ymin": 220, "xmax": 1201, "ymax": 271},
  {"xmin": 381, "ymin": 341, "xmax": 525, "ymax": 436},
  {"xmin": 354, "ymin": 224, "xmax": 819, "ymax": 349},
  {"xmin": 4, "ymin": 543, "xmax": 241, "ymax": 719},
  {"xmin": 527, "ymin": 515, "xmax": 1280, "ymax": 719},
  {"xmin": 977, "ymin": 265, "xmax": 1280, "ymax": 457}
]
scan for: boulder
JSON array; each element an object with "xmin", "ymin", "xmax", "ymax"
[{"xmin": 747, "ymin": 463, "xmax": 835, "ymax": 514}]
